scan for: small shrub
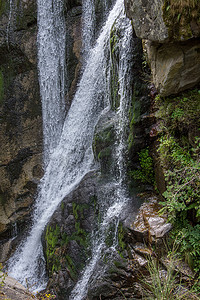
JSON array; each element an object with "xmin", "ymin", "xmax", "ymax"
[
  {"xmin": 159, "ymin": 137, "xmax": 200, "ymax": 222},
  {"xmin": 129, "ymin": 148, "xmax": 154, "ymax": 184},
  {"xmin": 142, "ymin": 248, "xmax": 200, "ymax": 300},
  {"xmin": 156, "ymin": 89, "xmax": 200, "ymax": 289}
]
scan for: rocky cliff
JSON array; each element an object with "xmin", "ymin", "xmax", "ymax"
[
  {"xmin": 124, "ymin": 0, "xmax": 200, "ymax": 298},
  {"xmin": 0, "ymin": 0, "xmax": 42, "ymax": 261},
  {"xmin": 125, "ymin": 0, "xmax": 200, "ymax": 96},
  {"xmin": 0, "ymin": 0, "xmax": 200, "ymax": 299}
]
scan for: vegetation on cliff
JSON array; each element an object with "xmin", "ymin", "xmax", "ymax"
[
  {"xmin": 163, "ymin": 0, "xmax": 200, "ymax": 40},
  {"xmin": 154, "ymin": 88, "xmax": 200, "ymax": 290}
]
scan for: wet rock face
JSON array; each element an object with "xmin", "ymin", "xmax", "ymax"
[
  {"xmin": 64, "ymin": 0, "xmax": 82, "ymax": 10},
  {"xmin": 0, "ymin": 0, "xmax": 43, "ymax": 261},
  {"xmin": 65, "ymin": 2, "xmax": 82, "ymax": 104},
  {"xmin": 44, "ymin": 22, "xmax": 154, "ymax": 299},
  {"xmin": 85, "ymin": 195, "xmax": 173, "ymax": 299},
  {"xmin": 43, "ymin": 172, "xmax": 98, "ymax": 300},
  {"xmin": 44, "ymin": 179, "xmax": 173, "ymax": 300},
  {"xmin": 93, "ymin": 110, "xmax": 116, "ymax": 174}
]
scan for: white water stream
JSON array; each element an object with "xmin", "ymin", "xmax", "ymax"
[
  {"xmin": 69, "ymin": 7, "xmax": 133, "ymax": 300},
  {"xmin": 82, "ymin": 0, "xmax": 95, "ymax": 61},
  {"xmin": 37, "ymin": 0, "xmax": 66, "ymax": 165},
  {"xmin": 8, "ymin": 0, "xmax": 131, "ymax": 293}
]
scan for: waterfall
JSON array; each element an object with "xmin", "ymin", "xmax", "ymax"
[
  {"xmin": 37, "ymin": 0, "xmax": 66, "ymax": 165},
  {"xmin": 82, "ymin": 0, "xmax": 95, "ymax": 61},
  {"xmin": 69, "ymin": 7, "xmax": 133, "ymax": 300},
  {"xmin": 7, "ymin": 0, "xmax": 125, "ymax": 292}
]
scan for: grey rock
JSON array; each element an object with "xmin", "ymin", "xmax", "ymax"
[
  {"xmin": 144, "ymin": 39, "xmax": 200, "ymax": 96},
  {"xmin": 125, "ymin": 0, "xmax": 168, "ymax": 42}
]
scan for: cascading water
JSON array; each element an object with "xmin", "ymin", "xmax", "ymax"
[
  {"xmin": 6, "ymin": 0, "xmax": 14, "ymax": 47},
  {"xmin": 69, "ymin": 6, "xmax": 133, "ymax": 300},
  {"xmin": 82, "ymin": 0, "xmax": 114, "ymax": 62},
  {"xmin": 7, "ymin": 0, "xmax": 126, "ymax": 292},
  {"xmin": 82, "ymin": 0, "xmax": 95, "ymax": 60},
  {"xmin": 37, "ymin": 0, "xmax": 66, "ymax": 165}
]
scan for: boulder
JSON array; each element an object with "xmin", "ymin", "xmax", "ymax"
[
  {"xmin": 125, "ymin": 0, "xmax": 200, "ymax": 42},
  {"xmin": 125, "ymin": 0, "xmax": 168, "ymax": 43},
  {"xmin": 0, "ymin": 272, "xmax": 34, "ymax": 300},
  {"xmin": 125, "ymin": 195, "xmax": 172, "ymax": 243},
  {"xmin": 131, "ymin": 197, "xmax": 172, "ymax": 243},
  {"xmin": 144, "ymin": 39, "xmax": 200, "ymax": 96},
  {"xmin": 125, "ymin": 0, "xmax": 200, "ymax": 96}
]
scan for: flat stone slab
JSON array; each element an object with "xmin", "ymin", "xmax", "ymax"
[{"xmin": 0, "ymin": 272, "xmax": 34, "ymax": 300}]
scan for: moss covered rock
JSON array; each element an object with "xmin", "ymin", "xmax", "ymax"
[
  {"xmin": 125, "ymin": 0, "xmax": 200, "ymax": 42},
  {"xmin": 44, "ymin": 172, "xmax": 98, "ymax": 299},
  {"xmin": 163, "ymin": 0, "xmax": 200, "ymax": 41}
]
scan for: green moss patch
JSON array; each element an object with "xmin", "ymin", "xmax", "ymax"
[
  {"xmin": 0, "ymin": 0, "xmax": 7, "ymax": 16},
  {"xmin": 45, "ymin": 202, "xmax": 94, "ymax": 279},
  {"xmin": 163, "ymin": 0, "xmax": 200, "ymax": 40}
]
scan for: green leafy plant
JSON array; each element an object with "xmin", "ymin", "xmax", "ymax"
[
  {"xmin": 159, "ymin": 137, "xmax": 200, "ymax": 222},
  {"xmin": 0, "ymin": 263, "xmax": 7, "ymax": 288},
  {"xmin": 169, "ymin": 222, "xmax": 200, "ymax": 274},
  {"xmin": 158, "ymin": 136, "xmax": 200, "ymax": 276},
  {"xmin": 155, "ymin": 88, "xmax": 200, "ymax": 289},
  {"xmin": 129, "ymin": 148, "xmax": 154, "ymax": 184}
]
